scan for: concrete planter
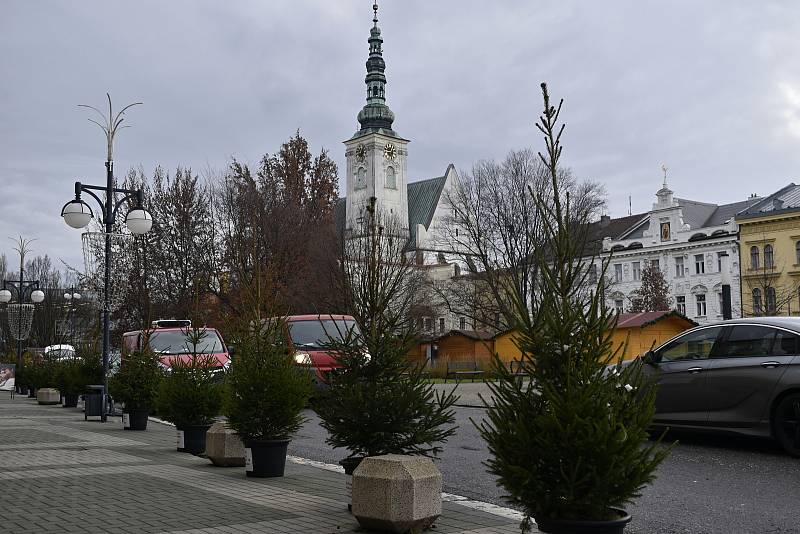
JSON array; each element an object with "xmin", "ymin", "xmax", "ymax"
[
  {"xmin": 206, "ymin": 422, "xmax": 245, "ymax": 467},
  {"xmin": 352, "ymin": 454, "xmax": 442, "ymax": 533},
  {"xmin": 37, "ymin": 388, "xmax": 61, "ymax": 405}
]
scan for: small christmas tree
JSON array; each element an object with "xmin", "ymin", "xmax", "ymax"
[
  {"xmin": 478, "ymin": 84, "xmax": 670, "ymax": 531},
  {"xmin": 629, "ymin": 263, "xmax": 672, "ymax": 312},
  {"xmin": 315, "ymin": 202, "xmax": 458, "ymax": 458}
]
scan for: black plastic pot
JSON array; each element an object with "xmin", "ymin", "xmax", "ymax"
[
  {"xmin": 340, "ymin": 456, "xmax": 366, "ymax": 512},
  {"xmin": 535, "ymin": 508, "xmax": 632, "ymax": 534},
  {"xmin": 244, "ymin": 439, "xmax": 290, "ymax": 477},
  {"xmin": 181, "ymin": 424, "xmax": 211, "ymax": 455},
  {"xmin": 63, "ymin": 394, "xmax": 79, "ymax": 408},
  {"xmin": 123, "ymin": 410, "xmax": 149, "ymax": 431}
]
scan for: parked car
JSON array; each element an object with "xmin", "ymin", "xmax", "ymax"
[
  {"xmin": 121, "ymin": 320, "xmax": 230, "ymax": 372},
  {"xmin": 279, "ymin": 314, "xmax": 361, "ymax": 390},
  {"xmin": 44, "ymin": 344, "xmax": 76, "ymax": 360},
  {"xmin": 635, "ymin": 317, "xmax": 800, "ymax": 456}
]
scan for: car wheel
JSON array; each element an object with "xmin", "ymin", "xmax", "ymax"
[{"xmin": 773, "ymin": 393, "xmax": 800, "ymax": 457}]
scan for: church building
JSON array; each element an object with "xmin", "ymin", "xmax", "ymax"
[{"xmin": 334, "ymin": 3, "xmax": 466, "ymax": 333}]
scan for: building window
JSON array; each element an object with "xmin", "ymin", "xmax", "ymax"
[
  {"xmin": 614, "ymin": 299, "xmax": 624, "ymax": 314},
  {"xmin": 717, "ymin": 251, "xmax": 725, "ymax": 272},
  {"xmin": 718, "ymin": 292, "xmax": 724, "ymax": 315},
  {"xmin": 675, "ymin": 257, "xmax": 685, "ymax": 278},
  {"xmin": 356, "ymin": 167, "xmax": 366, "ymax": 189},
  {"xmin": 459, "ymin": 317, "xmax": 467, "ymax": 330},
  {"xmin": 750, "ymin": 246, "xmax": 760, "ymax": 269},
  {"xmin": 676, "ymin": 295, "xmax": 686, "ymax": 315},
  {"xmin": 614, "ymin": 264, "xmax": 623, "ymax": 283},
  {"xmin": 632, "ymin": 261, "xmax": 641, "ymax": 281},
  {"xmin": 385, "ymin": 166, "xmax": 396, "ymax": 189},
  {"xmin": 588, "ymin": 264, "xmax": 598, "ymax": 284},
  {"xmin": 752, "ymin": 288, "xmax": 762, "ymax": 316},
  {"xmin": 650, "ymin": 258, "xmax": 659, "ymax": 271},
  {"xmin": 764, "ymin": 244, "xmax": 774, "ymax": 269},
  {"xmin": 766, "ymin": 287, "xmax": 777, "ymax": 315},
  {"xmin": 696, "ymin": 294, "xmax": 707, "ymax": 317},
  {"xmin": 438, "ymin": 317, "xmax": 446, "ymax": 332},
  {"xmin": 695, "ymin": 254, "xmax": 705, "ymax": 275},
  {"xmin": 796, "ymin": 242, "xmax": 800, "ymax": 264}
]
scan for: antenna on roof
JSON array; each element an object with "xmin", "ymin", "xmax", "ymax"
[{"xmin": 629, "ymin": 195, "xmax": 632, "ymax": 216}]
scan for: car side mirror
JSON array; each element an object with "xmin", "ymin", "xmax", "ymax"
[
  {"xmin": 227, "ymin": 345, "xmax": 236, "ymax": 357},
  {"xmin": 642, "ymin": 350, "xmax": 660, "ymax": 365}
]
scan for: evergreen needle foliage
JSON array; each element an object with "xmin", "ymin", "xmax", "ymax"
[
  {"xmin": 630, "ymin": 263, "xmax": 672, "ymax": 312},
  {"xmin": 223, "ymin": 318, "xmax": 312, "ymax": 442},
  {"xmin": 110, "ymin": 349, "xmax": 163, "ymax": 411},
  {"xmin": 155, "ymin": 327, "xmax": 222, "ymax": 427},
  {"xmin": 478, "ymin": 83, "xmax": 671, "ymax": 529},
  {"xmin": 315, "ymin": 202, "xmax": 458, "ymax": 458}
]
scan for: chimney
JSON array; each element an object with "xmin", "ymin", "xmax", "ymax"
[
  {"xmin": 600, "ymin": 214, "xmax": 611, "ymax": 228},
  {"xmin": 773, "ymin": 198, "xmax": 784, "ymax": 210}
]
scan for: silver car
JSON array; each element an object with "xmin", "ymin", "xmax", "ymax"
[{"xmin": 640, "ymin": 317, "xmax": 800, "ymax": 456}]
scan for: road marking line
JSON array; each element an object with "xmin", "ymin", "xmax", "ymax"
[
  {"xmin": 149, "ymin": 418, "xmax": 524, "ymax": 523},
  {"xmin": 286, "ymin": 455, "xmax": 524, "ymax": 522}
]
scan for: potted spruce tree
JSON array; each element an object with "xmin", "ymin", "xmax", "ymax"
[
  {"xmin": 110, "ymin": 349, "xmax": 162, "ymax": 430},
  {"xmin": 223, "ymin": 319, "xmax": 312, "ymax": 477},
  {"xmin": 477, "ymin": 84, "xmax": 670, "ymax": 534},
  {"xmin": 315, "ymin": 205, "xmax": 458, "ymax": 510},
  {"xmin": 57, "ymin": 358, "xmax": 83, "ymax": 408},
  {"xmin": 155, "ymin": 332, "xmax": 222, "ymax": 454}
]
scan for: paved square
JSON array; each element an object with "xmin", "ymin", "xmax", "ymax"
[{"xmin": 0, "ymin": 397, "xmax": 523, "ymax": 533}]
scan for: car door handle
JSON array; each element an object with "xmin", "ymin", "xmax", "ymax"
[
  {"xmin": 761, "ymin": 361, "xmax": 782, "ymax": 368},
  {"xmin": 687, "ymin": 367, "xmax": 703, "ymax": 373}
]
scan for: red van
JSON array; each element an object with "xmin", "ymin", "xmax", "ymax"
[
  {"xmin": 281, "ymin": 314, "xmax": 361, "ymax": 388},
  {"xmin": 122, "ymin": 320, "xmax": 230, "ymax": 372}
]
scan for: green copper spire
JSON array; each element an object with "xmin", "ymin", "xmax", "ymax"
[{"xmin": 356, "ymin": 1, "xmax": 396, "ymax": 135}]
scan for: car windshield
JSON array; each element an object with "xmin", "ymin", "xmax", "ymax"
[
  {"xmin": 148, "ymin": 329, "xmax": 224, "ymax": 355},
  {"xmin": 288, "ymin": 319, "xmax": 360, "ymax": 348}
]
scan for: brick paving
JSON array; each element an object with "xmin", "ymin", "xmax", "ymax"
[{"xmin": 0, "ymin": 396, "xmax": 523, "ymax": 533}]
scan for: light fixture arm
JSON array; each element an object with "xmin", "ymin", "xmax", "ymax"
[{"xmin": 72, "ymin": 182, "xmax": 144, "ymax": 226}]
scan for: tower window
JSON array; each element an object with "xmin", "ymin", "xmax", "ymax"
[
  {"xmin": 386, "ymin": 166, "xmax": 396, "ymax": 189},
  {"xmin": 356, "ymin": 167, "xmax": 366, "ymax": 189}
]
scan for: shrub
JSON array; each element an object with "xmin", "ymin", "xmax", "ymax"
[
  {"xmin": 155, "ymin": 354, "xmax": 221, "ymax": 427},
  {"xmin": 110, "ymin": 350, "xmax": 163, "ymax": 412},
  {"xmin": 223, "ymin": 320, "xmax": 311, "ymax": 442}
]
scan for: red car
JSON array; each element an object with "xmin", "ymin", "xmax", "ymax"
[
  {"xmin": 122, "ymin": 320, "xmax": 230, "ymax": 371},
  {"xmin": 281, "ymin": 314, "xmax": 361, "ymax": 389}
]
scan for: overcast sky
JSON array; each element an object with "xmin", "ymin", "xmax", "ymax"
[{"xmin": 2, "ymin": 1, "xmax": 800, "ymax": 271}]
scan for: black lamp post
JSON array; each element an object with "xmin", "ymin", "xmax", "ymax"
[
  {"xmin": 0, "ymin": 237, "xmax": 46, "ymax": 376},
  {"xmin": 60, "ymin": 95, "xmax": 153, "ymax": 422}
]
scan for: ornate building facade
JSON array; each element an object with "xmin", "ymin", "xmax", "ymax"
[{"xmin": 587, "ymin": 177, "xmax": 760, "ymax": 324}]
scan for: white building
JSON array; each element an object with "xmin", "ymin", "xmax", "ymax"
[
  {"xmin": 334, "ymin": 4, "xmax": 468, "ymax": 334},
  {"xmin": 588, "ymin": 178, "xmax": 759, "ymax": 324}
]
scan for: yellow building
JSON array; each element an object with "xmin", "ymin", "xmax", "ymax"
[
  {"xmin": 493, "ymin": 330, "xmax": 524, "ymax": 363},
  {"xmin": 735, "ymin": 185, "xmax": 800, "ymax": 317},
  {"xmin": 611, "ymin": 311, "xmax": 697, "ymax": 360}
]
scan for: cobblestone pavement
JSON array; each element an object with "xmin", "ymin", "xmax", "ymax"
[{"xmin": 0, "ymin": 396, "xmax": 524, "ymax": 533}]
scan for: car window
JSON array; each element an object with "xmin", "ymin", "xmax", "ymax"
[
  {"xmin": 771, "ymin": 330, "xmax": 800, "ymax": 356},
  {"xmin": 716, "ymin": 325, "xmax": 776, "ymax": 358},
  {"xmin": 659, "ymin": 327, "xmax": 722, "ymax": 362}
]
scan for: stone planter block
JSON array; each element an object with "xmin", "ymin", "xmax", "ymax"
[
  {"xmin": 205, "ymin": 422, "xmax": 245, "ymax": 467},
  {"xmin": 352, "ymin": 454, "xmax": 442, "ymax": 533},
  {"xmin": 37, "ymin": 388, "xmax": 61, "ymax": 405}
]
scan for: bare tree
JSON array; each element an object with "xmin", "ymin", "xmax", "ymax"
[
  {"xmin": 629, "ymin": 263, "xmax": 672, "ymax": 312},
  {"xmin": 437, "ymin": 149, "xmax": 605, "ymax": 330}
]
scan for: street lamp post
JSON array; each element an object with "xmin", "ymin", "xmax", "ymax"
[
  {"xmin": 0, "ymin": 237, "xmax": 46, "ymax": 377},
  {"xmin": 63, "ymin": 290, "xmax": 82, "ymax": 345},
  {"xmin": 60, "ymin": 94, "xmax": 153, "ymax": 422}
]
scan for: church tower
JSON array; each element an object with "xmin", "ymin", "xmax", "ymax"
[{"xmin": 344, "ymin": 2, "xmax": 409, "ymax": 237}]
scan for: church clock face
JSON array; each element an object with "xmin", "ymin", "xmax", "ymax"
[
  {"xmin": 356, "ymin": 144, "xmax": 367, "ymax": 162},
  {"xmin": 383, "ymin": 142, "xmax": 396, "ymax": 161}
]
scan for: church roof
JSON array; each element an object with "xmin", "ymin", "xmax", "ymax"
[
  {"xmin": 407, "ymin": 175, "xmax": 447, "ymax": 249},
  {"xmin": 332, "ymin": 174, "xmax": 448, "ymax": 252}
]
